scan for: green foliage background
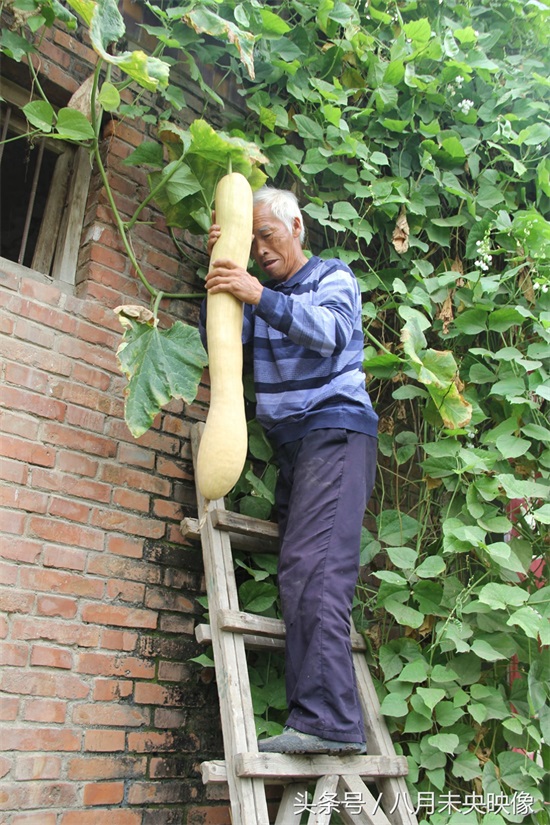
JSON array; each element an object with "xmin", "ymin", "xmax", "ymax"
[{"xmin": 2, "ymin": 0, "xmax": 550, "ymax": 820}]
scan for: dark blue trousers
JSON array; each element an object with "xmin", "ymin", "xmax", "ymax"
[{"xmin": 274, "ymin": 428, "xmax": 377, "ymax": 743}]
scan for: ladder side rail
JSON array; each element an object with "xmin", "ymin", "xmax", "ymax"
[
  {"xmin": 353, "ymin": 648, "xmax": 418, "ymax": 825},
  {"xmin": 337, "ymin": 775, "xmax": 393, "ymax": 825},
  {"xmin": 191, "ymin": 424, "xmax": 270, "ymax": 825}
]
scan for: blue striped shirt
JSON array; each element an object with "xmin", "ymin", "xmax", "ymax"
[{"xmin": 200, "ymin": 256, "xmax": 378, "ymax": 447}]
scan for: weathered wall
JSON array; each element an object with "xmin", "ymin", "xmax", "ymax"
[{"xmin": 0, "ymin": 6, "xmax": 237, "ymax": 823}]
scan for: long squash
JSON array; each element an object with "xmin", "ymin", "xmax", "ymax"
[{"xmin": 196, "ymin": 172, "xmax": 253, "ymax": 501}]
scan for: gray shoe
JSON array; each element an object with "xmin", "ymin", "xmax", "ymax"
[{"xmin": 258, "ymin": 727, "xmax": 366, "ymax": 755}]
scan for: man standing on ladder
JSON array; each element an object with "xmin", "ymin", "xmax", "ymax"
[{"xmin": 203, "ymin": 186, "xmax": 378, "ymax": 756}]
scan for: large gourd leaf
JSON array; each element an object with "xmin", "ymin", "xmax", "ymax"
[{"xmin": 116, "ymin": 313, "xmax": 208, "ymax": 438}]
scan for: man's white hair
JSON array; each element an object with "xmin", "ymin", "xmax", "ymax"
[{"xmin": 253, "ymin": 186, "xmax": 305, "ymax": 245}]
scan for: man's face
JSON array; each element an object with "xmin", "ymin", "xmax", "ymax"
[{"xmin": 251, "ymin": 203, "xmax": 304, "ymax": 282}]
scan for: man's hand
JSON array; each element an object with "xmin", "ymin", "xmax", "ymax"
[
  {"xmin": 205, "ymin": 258, "xmax": 263, "ymax": 306},
  {"xmin": 206, "ymin": 219, "xmax": 221, "ymax": 257}
]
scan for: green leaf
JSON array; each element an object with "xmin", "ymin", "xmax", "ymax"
[
  {"xmin": 383, "ymin": 598, "xmax": 425, "ymax": 629},
  {"xmin": 506, "ymin": 606, "xmax": 544, "ymax": 639},
  {"xmin": 293, "ymin": 114, "xmax": 324, "ymax": 142},
  {"xmin": 380, "ymin": 693, "xmax": 409, "ymax": 717},
  {"xmin": 98, "ymin": 81, "xmax": 120, "ymax": 112},
  {"xmin": 116, "ymin": 318, "xmax": 207, "ymax": 438},
  {"xmin": 184, "ymin": 5, "xmax": 255, "ymax": 79},
  {"xmin": 417, "ymin": 688, "xmax": 446, "ymax": 711},
  {"xmin": 260, "ymin": 7, "xmax": 291, "ymax": 35},
  {"xmin": 23, "ymin": 100, "xmax": 55, "ymax": 132},
  {"xmin": 55, "ymin": 108, "xmax": 96, "ymax": 141},
  {"xmin": 415, "ymin": 556, "xmax": 446, "ymax": 578},
  {"xmin": 238, "ymin": 580, "xmax": 278, "ymax": 613},
  {"xmin": 124, "ymin": 142, "xmax": 164, "ymax": 168},
  {"xmin": 471, "ymin": 639, "xmax": 508, "ymax": 661},
  {"xmin": 428, "ymin": 733, "xmax": 459, "ymax": 753},
  {"xmin": 478, "ymin": 583, "xmax": 529, "ymax": 611},
  {"xmin": 378, "ymin": 510, "xmax": 420, "ymax": 546},
  {"xmin": 397, "ymin": 659, "xmax": 431, "ymax": 683}
]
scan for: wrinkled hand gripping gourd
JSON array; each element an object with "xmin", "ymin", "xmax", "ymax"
[{"xmin": 196, "ymin": 173, "xmax": 253, "ymax": 501}]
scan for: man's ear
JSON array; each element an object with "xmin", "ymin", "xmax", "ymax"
[{"xmin": 292, "ymin": 216, "xmax": 302, "ymax": 238}]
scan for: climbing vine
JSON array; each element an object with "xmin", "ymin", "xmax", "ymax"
[{"xmin": 2, "ymin": 0, "xmax": 549, "ymax": 820}]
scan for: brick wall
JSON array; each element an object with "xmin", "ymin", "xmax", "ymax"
[{"xmin": 0, "ymin": 9, "xmax": 239, "ymax": 824}]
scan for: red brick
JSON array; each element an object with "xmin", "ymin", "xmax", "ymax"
[
  {"xmin": 134, "ymin": 683, "xmax": 181, "ymax": 707},
  {"xmin": 23, "ymin": 697, "xmax": 67, "ymax": 723},
  {"xmin": 13, "ymin": 317, "xmax": 56, "ymax": 348},
  {"xmin": 82, "ymin": 603, "xmax": 157, "ymax": 629},
  {"xmin": 153, "ymin": 499, "xmax": 183, "ymax": 521},
  {"xmin": 12, "ymin": 813, "xmax": 58, "ymax": 825},
  {"xmin": 73, "ymin": 703, "xmax": 147, "ymax": 727},
  {"xmin": 0, "ymin": 727, "xmax": 80, "ymax": 751},
  {"xmin": 58, "ymin": 337, "xmax": 120, "ymax": 374},
  {"xmin": 0, "ymin": 754, "xmax": 12, "ymax": 777},
  {"xmin": 78, "ymin": 651, "xmax": 155, "ymax": 679},
  {"xmin": 145, "ymin": 588, "xmax": 193, "ymax": 614},
  {"xmin": 157, "ymin": 661, "xmax": 191, "ymax": 683},
  {"xmin": 32, "ymin": 468, "xmax": 111, "ymax": 504},
  {"xmin": 87, "ymin": 554, "xmax": 161, "ymax": 585},
  {"xmin": 0, "ymin": 614, "xmax": 7, "ymax": 638},
  {"xmin": 49, "ymin": 496, "xmax": 91, "ymax": 523},
  {"xmin": 14, "ymin": 754, "xmax": 62, "ymax": 781},
  {"xmin": 0, "ymin": 696, "xmax": 19, "ymax": 721},
  {"xmin": 5, "ymin": 338, "xmax": 72, "ymax": 377},
  {"xmin": 127, "ymin": 731, "xmax": 178, "ymax": 753},
  {"xmin": 1, "ymin": 668, "xmax": 89, "ymax": 701},
  {"xmin": 0, "ymin": 538, "xmax": 42, "ymax": 564},
  {"xmin": 57, "ymin": 450, "xmax": 99, "ymax": 477},
  {"xmin": 61, "ymin": 813, "xmax": 141, "ymax": 825},
  {"xmin": 43, "ymin": 544, "xmax": 87, "ymax": 571},
  {"xmin": 0, "ymin": 456, "xmax": 29, "ymax": 485},
  {"xmin": 0, "ymin": 561, "xmax": 17, "ymax": 586},
  {"xmin": 92, "ymin": 679, "xmax": 133, "ymax": 702},
  {"xmin": 0, "ymin": 485, "xmax": 48, "ymax": 513},
  {"xmin": 108, "ymin": 419, "xmax": 180, "ymax": 456},
  {"xmin": 21, "ymin": 566, "xmax": 104, "ymax": 600},
  {"xmin": 0, "ymin": 642, "xmax": 28, "ymax": 667},
  {"xmin": 105, "ymin": 579, "xmax": 145, "ymax": 604},
  {"xmin": 68, "ymin": 755, "xmax": 146, "ymax": 780},
  {"xmin": 20, "ymin": 276, "xmax": 63, "ymax": 305},
  {"xmin": 29, "ymin": 516, "xmax": 104, "ymax": 551},
  {"xmin": 65, "ymin": 404, "xmax": 106, "ymax": 433},
  {"xmin": 31, "ymin": 645, "xmax": 73, "ymax": 670},
  {"xmin": 128, "ymin": 781, "xmax": 189, "ymax": 805},
  {"xmin": 112, "ymin": 488, "xmax": 150, "ymax": 513},
  {"xmin": 0, "ymin": 435, "xmax": 55, "ymax": 467},
  {"xmin": 36, "ymin": 595, "xmax": 78, "ymax": 619},
  {"xmin": 4, "ymin": 362, "xmax": 49, "ymax": 394},
  {"xmin": 72, "ymin": 361, "xmax": 111, "ymax": 391},
  {"xmin": 84, "ymin": 729, "xmax": 125, "ymax": 752},
  {"xmin": 2, "ymin": 781, "xmax": 77, "ymax": 810},
  {"xmin": 118, "ymin": 442, "xmax": 155, "ymax": 469},
  {"xmin": 11, "ymin": 616, "xmax": 99, "ymax": 648},
  {"xmin": 100, "ymin": 464, "xmax": 171, "ymax": 496},
  {"xmin": 100, "ymin": 628, "xmax": 138, "ymax": 651},
  {"xmin": 83, "ymin": 781, "xmax": 125, "ymax": 806},
  {"xmin": 89, "ymin": 243, "xmax": 127, "ymax": 273},
  {"xmin": 42, "ymin": 421, "xmax": 117, "ymax": 458},
  {"xmin": 187, "ymin": 806, "xmax": 231, "ymax": 825},
  {"xmin": 1, "ymin": 385, "xmax": 67, "ymax": 421},
  {"xmin": 0, "ymin": 312, "xmax": 15, "ymax": 334},
  {"xmin": 50, "ymin": 379, "xmax": 116, "ymax": 415},
  {"xmin": 0, "ymin": 587, "xmax": 34, "ymax": 613},
  {"xmin": 156, "ymin": 456, "xmax": 190, "ymax": 480},
  {"xmin": 106, "ymin": 535, "xmax": 144, "ymax": 559},
  {"xmin": 0, "ymin": 408, "xmax": 40, "ymax": 440},
  {"xmin": 91, "ymin": 508, "xmax": 165, "ymax": 539}
]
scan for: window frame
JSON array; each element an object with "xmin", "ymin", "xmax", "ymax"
[{"xmin": 1, "ymin": 78, "xmax": 92, "ymax": 286}]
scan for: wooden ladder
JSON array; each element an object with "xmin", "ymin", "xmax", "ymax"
[{"xmin": 183, "ymin": 422, "xmax": 419, "ymax": 825}]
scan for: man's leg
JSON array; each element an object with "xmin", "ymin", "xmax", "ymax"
[{"xmin": 275, "ymin": 428, "xmax": 377, "ymax": 743}]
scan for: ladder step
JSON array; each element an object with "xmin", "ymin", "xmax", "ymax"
[
  {"xmin": 201, "ymin": 754, "xmax": 408, "ymax": 783},
  {"xmin": 181, "ymin": 514, "xmax": 278, "ymax": 554},
  {"xmin": 196, "ymin": 609, "xmax": 367, "ymax": 652}
]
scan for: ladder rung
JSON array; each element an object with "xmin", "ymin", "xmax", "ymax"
[
  {"xmin": 202, "ymin": 754, "xmax": 408, "ymax": 783},
  {"xmin": 211, "ymin": 509, "xmax": 279, "ymax": 541},
  {"xmin": 196, "ymin": 609, "xmax": 367, "ymax": 652},
  {"xmin": 196, "ymin": 622, "xmax": 285, "ymax": 651},
  {"xmin": 181, "ymin": 515, "xmax": 278, "ymax": 554}
]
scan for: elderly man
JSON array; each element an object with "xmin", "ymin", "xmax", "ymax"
[{"xmin": 203, "ymin": 186, "xmax": 378, "ymax": 755}]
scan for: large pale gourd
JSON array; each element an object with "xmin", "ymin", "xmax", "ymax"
[{"xmin": 196, "ymin": 172, "xmax": 253, "ymax": 501}]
